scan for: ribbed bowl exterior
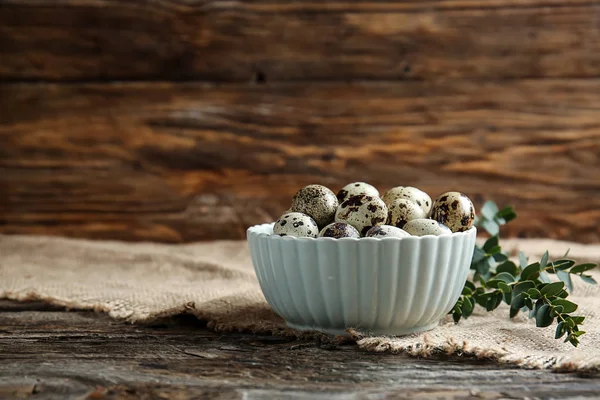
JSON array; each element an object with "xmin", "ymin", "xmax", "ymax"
[{"xmin": 247, "ymin": 223, "xmax": 477, "ymax": 336}]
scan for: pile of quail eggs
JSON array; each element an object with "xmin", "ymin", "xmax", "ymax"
[{"xmin": 272, "ymin": 183, "xmax": 476, "ymax": 239}]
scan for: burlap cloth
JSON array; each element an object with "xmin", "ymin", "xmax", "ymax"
[{"xmin": 1, "ymin": 234, "xmax": 600, "ymax": 371}]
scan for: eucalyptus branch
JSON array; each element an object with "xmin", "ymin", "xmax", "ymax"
[{"xmin": 451, "ymin": 201, "xmax": 598, "ymax": 347}]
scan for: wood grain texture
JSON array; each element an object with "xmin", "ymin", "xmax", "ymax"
[
  {"xmin": 1, "ymin": 80, "xmax": 599, "ymax": 242},
  {"xmin": 2, "ymin": 0, "xmax": 600, "ymax": 81},
  {"xmin": 1, "ymin": 300, "xmax": 600, "ymax": 399}
]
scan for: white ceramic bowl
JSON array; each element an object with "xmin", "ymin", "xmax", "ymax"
[{"xmin": 247, "ymin": 223, "xmax": 477, "ymax": 336}]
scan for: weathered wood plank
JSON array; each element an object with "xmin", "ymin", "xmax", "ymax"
[
  {"xmin": 2, "ymin": 0, "xmax": 600, "ymax": 81},
  {"xmin": 0, "ymin": 303, "xmax": 599, "ymax": 399},
  {"xmin": 1, "ymin": 80, "xmax": 600, "ymax": 242}
]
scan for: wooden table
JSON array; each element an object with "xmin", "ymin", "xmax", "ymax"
[{"xmin": 2, "ymin": 300, "xmax": 599, "ymax": 399}]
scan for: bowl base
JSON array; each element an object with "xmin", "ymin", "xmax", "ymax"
[{"xmin": 286, "ymin": 321, "xmax": 439, "ymax": 337}]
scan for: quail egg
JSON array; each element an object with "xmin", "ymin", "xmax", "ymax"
[
  {"xmin": 365, "ymin": 225, "xmax": 410, "ymax": 238},
  {"xmin": 381, "ymin": 186, "xmax": 432, "ymax": 215},
  {"xmin": 430, "ymin": 192, "xmax": 476, "ymax": 232},
  {"xmin": 318, "ymin": 222, "xmax": 361, "ymax": 239},
  {"xmin": 402, "ymin": 218, "xmax": 452, "ymax": 237},
  {"xmin": 335, "ymin": 195, "xmax": 388, "ymax": 236},
  {"xmin": 387, "ymin": 198, "xmax": 427, "ymax": 228},
  {"xmin": 337, "ymin": 182, "xmax": 380, "ymax": 203},
  {"xmin": 273, "ymin": 212, "xmax": 319, "ymax": 238},
  {"xmin": 290, "ymin": 184, "xmax": 339, "ymax": 228}
]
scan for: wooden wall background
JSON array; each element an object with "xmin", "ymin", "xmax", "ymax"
[{"xmin": 1, "ymin": 0, "xmax": 599, "ymax": 243}]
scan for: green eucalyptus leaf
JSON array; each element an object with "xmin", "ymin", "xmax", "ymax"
[
  {"xmin": 494, "ymin": 291, "xmax": 503, "ymax": 309},
  {"xmin": 550, "ymin": 306, "xmax": 562, "ymax": 317},
  {"xmin": 511, "ymin": 293, "xmax": 527, "ymax": 310},
  {"xmin": 498, "ymin": 281, "xmax": 511, "ymax": 293},
  {"xmin": 481, "ymin": 201, "xmax": 499, "ymax": 219},
  {"xmin": 483, "ymin": 236, "xmax": 499, "ymax": 252},
  {"xmin": 464, "ymin": 280, "xmax": 476, "ymax": 291},
  {"xmin": 462, "ymin": 286, "xmax": 473, "ymax": 296},
  {"xmin": 551, "ymin": 299, "xmax": 578, "ymax": 313},
  {"xmin": 472, "ymin": 246, "xmax": 486, "ymax": 263},
  {"xmin": 453, "ymin": 309, "xmax": 462, "ymax": 323},
  {"xmin": 580, "ymin": 275, "xmax": 597, "ymax": 285},
  {"xmin": 536, "ymin": 305, "xmax": 554, "ymax": 327},
  {"xmin": 519, "ymin": 252, "xmax": 528, "ymax": 269},
  {"xmin": 486, "ymin": 279, "xmax": 501, "ymax": 289},
  {"xmin": 556, "ymin": 270, "xmax": 573, "ymax": 293},
  {"xmin": 474, "ymin": 293, "xmax": 489, "ymax": 308},
  {"xmin": 499, "ymin": 283, "xmax": 512, "ymax": 304},
  {"xmin": 525, "ymin": 297, "xmax": 534, "ymax": 310},
  {"xmin": 485, "ymin": 295, "xmax": 497, "ymax": 311},
  {"xmin": 552, "ymin": 259, "xmax": 576, "ymax": 271},
  {"xmin": 496, "ymin": 206, "xmax": 517, "ymax": 223},
  {"xmin": 462, "ymin": 297, "xmax": 474, "ymax": 317},
  {"xmin": 526, "ymin": 288, "xmax": 542, "ymax": 299},
  {"xmin": 570, "ymin": 263, "xmax": 598, "ymax": 274},
  {"xmin": 540, "ymin": 281, "xmax": 565, "ymax": 297},
  {"xmin": 475, "ymin": 259, "xmax": 491, "ymax": 279},
  {"xmin": 521, "ymin": 263, "xmax": 541, "ymax": 281},
  {"xmin": 555, "ymin": 322, "xmax": 567, "ymax": 339},
  {"xmin": 496, "ymin": 261, "xmax": 519, "ymax": 276},
  {"xmin": 493, "ymin": 252, "xmax": 509, "ymax": 262},
  {"xmin": 540, "ymin": 251, "xmax": 549, "ymax": 269},
  {"xmin": 556, "ymin": 289, "xmax": 569, "ymax": 298},
  {"xmin": 539, "ymin": 271, "xmax": 553, "ymax": 283},
  {"xmin": 494, "ymin": 272, "xmax": 517, "ymax": 283},
  {"xmin": 513, "ymin": 281, "xmax": 536, "ymax": 297},
  {"xmin": 481, "ymin": 219, "xmax": 499, "ymax": 236},
  {"xmin": 510, "ymin": 306, "xmax": 520, "ymax": 318},
  {"xmin": 571, "ymin": 316, "xmax": 585, "ymax": 324},
  {"xmin": 533, "ymin": 299, "xmax": 544, "ymax": 316},
  {"xmin": 486, "ymin": 245, "xmax": 502, "ymax": 256}
]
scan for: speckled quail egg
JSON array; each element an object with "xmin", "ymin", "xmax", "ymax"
[
  {"xmin": 290, "ymin": 184, "xmax": 339, "ymax": 228},
  {"xmin": 318, "ymin": 222, "xmax": 361, "ymax": 239},
  {"xmin": 430, "ymin": 192, "xmax": 476, "ymax": 233},
  {"xmin": 273, "ymin": 212, "xmax": 319, "ymax": 238},
  {"xmin": 381, "ymin": 186, "xmax": 432, "ymax": 215},
  {"xmin": 335, "ymin": 195, "xmax": 388, "ymax": 236},
  {"xmin": 365, "ymin": 225, "xmax": 410, "ymax": 238},
  {"xmin": 402, "ymin": 218, "xmax": 452, "ymax": 237},
  {"xmin": 337, "ymin": 182, "xmax": 380, "ymax": 203},
  {"xmin": 387, "ymin": 198, "xmax": 427, "ymax": 228}
]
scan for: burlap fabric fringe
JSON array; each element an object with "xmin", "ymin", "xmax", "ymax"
[{"xmin": 1, "ymin": 234, "xmax": 599, "ymax": 371}]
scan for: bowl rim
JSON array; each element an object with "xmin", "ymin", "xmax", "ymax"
[{"xmin": 247, "ymin": 222, "xmax": 476, "ymax": 242}]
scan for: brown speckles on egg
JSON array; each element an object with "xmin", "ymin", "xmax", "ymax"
[
  {"xmin": 273, "ymin": 212, "xmax": 319, "ymax": 238},
  {"xmin": 382, "ymin": 186, "xmax": 432, "ymax": 215},
  {"xmin": 342, "ymin": 195, "xmax": 365, "ymax": 208},
  {"xmin": 318, "ymin": 222, "xmax": 360, "ymax": 238},
  {"xmin": 336, "ymin": 182, "xmax": 380, "ymax": 203},
  {"xmin": 387, "ymin": 199, "xmax": 427, "ymax": 229},
  {"xmin": 430, "ymin": 192, "xmax": 475, "ymax": 233},
  {"xmin": 291, "ymin": 184, "xmax": 339, "ymax": 228},
  {"xmin": 335, "ymin": 195, "xmax": 388, "ymax": 236},
  {"xmin": 336, "ymin": 189, "xmax": 349, "ymax": 203},
  {"xmin": 365, "ymin": 225, "xmax": 410, "ymax": 238}
]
